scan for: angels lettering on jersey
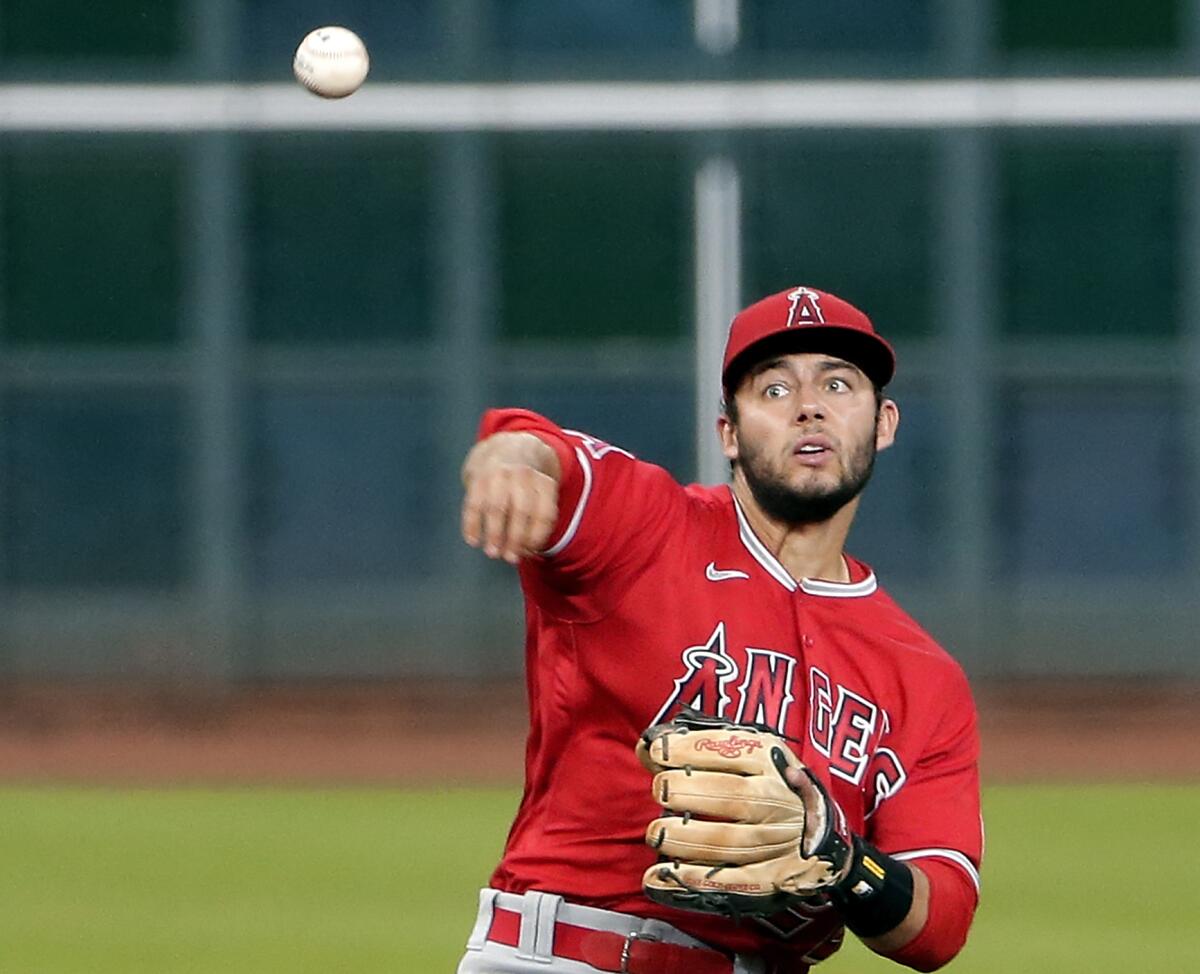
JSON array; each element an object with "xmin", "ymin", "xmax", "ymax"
[{"xmin": 651, "ymin": 621, "xmax": 907, "ymax": 820}]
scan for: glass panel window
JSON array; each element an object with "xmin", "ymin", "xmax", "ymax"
[
  {"xmin": 845, "ymin": 385, "xmax": 942, "ymax": 581},
  {"xmin": 239, "ymin": 1, "xmax": 436, "ymax": 80},
  {"xmin": 495, "ymin": 1, "xmax": 691, "ymax": 54},
  {"xmin": 498, "ymin": 135, "xmax": 689, "ymax": 342},
  {"xmin": 4, "ymin": 392, "xmax": 185, "ymax": 588},
  {"xmin": 2, "ymin": 138, "xmax": 182, "ymax": 345},
  {"xmin": 742, "ymin": 134, "xmax": 935, "ymax": 338},
  {"xmin": 0, "ymin": 0, "xmax": 182, "ymax": 60},
  {"xmin": 997, "ymin": 385, "xmax": 1185, "ymax": 578},
  {"xmin": 246, "ymin": 135, "xmax": 434, "ymax": 343},
  {"xmin": 740, "ymin": 1, "xmax": 935, "ymax": 61},
  {"xmin": 495, "ymin": 375, "xmax": 693, "ymax": 481},
  {"xmin": 249, "ymin": 389, "xmax": 438, "ymax": 585},
  {"xmin": 999, "ymin": 136, "xmax": 1180, "ymax": 337},
  {"xmin": 998, "ymin": 0, "xmax": 1181, "ymax": 54}
]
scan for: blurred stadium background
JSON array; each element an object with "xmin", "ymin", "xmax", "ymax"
[
  {"xmin": 1, "ymin": 2, "xmax": 1199, "ymax": 972},
  {"xmin": 1, "ymin": 0, "xmax": 1198, "ymax": 682}
]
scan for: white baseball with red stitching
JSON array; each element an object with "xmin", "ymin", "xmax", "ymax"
[{"xmin": 292, "ymin": 26, "xmax": 369, "ymax": 99}]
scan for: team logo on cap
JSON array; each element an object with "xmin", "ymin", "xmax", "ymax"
[{"xmin": 786, "ymin": 287, "xmax": 825, "ymax": 328}]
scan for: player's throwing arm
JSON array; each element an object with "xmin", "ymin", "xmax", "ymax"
[{"xmin": 461, "ymin": 432, "xmax": 562, "ymax": 564}]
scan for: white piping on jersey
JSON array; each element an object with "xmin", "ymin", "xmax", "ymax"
[
  {"xmin": 731, "ymin": 493, "xmax": 878, "ymax": 597},
  {"xmin": 542, "ymin": 446, "xmax": 592, "ymax": 557},
  {"xmin": 892, "ymin": 848, "xmax": 981, "ymax": 894},
  {"xmin": 799, "ymin": 574, "xmax": 878, "ymax": 598},
  {"xmin": 732, "ymin": 496, "xmax": 797, "ymax": 591}
]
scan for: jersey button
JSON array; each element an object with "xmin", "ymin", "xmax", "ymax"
[{"xmin": 803, "ymin": 635, "xmax": 815, "ymax": 647}]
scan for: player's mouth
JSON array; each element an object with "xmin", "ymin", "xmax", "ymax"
[{"xmin": 792, "ymin": 435, "xmax": 835, "ymax": 467}]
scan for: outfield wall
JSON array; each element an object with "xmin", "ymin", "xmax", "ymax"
[{"xmin": 1, "ymin": 2, "xmax": 1197, "ymax": 684}]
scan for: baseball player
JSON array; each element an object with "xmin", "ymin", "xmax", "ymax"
[{"xmin": 457, "ymin": 287, "xmax": 982, "ymax": 974}]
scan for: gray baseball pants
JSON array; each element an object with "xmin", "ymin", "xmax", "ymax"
[{"xmin": 456, "ymin": 888, "xmax": 768, "ymax": 974}]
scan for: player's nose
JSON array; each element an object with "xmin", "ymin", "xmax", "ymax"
[
  {"xmin": 792, "ymin": 378, "xmax": 828, "ymax": 422},
  {"xmin": 794, "ymin": 399, "xmax": 825, "ymax": 422}
]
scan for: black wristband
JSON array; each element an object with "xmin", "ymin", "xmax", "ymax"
[{"xmin": 827, "ymin": 836, "xmax": 914, "ymax": 938}]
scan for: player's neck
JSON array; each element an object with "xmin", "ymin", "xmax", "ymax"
[{"xmin": 731, "ymin": 479, "xmax": 857, "ymax": 584}]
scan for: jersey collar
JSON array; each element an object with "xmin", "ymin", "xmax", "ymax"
[{"xmin": 730, "ymin": 491, "xmax": 878, "ymax": 598}]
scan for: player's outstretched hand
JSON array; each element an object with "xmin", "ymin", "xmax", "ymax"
[{"xmin": 461, "ymin": 432, "xmax": 561, "ymax": 564}]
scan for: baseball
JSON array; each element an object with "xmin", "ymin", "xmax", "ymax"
[{"xmin": 293, "ymin": 26, "xmax": 369, "ymax": 99}]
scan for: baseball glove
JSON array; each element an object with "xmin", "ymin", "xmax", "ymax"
[{"xmin": 635, "ymin": 707, "xmax": 854, "ymax": 919}]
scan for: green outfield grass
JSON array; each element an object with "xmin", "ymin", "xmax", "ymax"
[{"xmin": 1, "ymin": 783, "xmax": 1197, "ymax": 972}]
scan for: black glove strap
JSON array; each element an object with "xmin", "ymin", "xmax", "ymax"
[{"xmin": 827, "ymin": 836, "xmax": 914, "ymax": 938}]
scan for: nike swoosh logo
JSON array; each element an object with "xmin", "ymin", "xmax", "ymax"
[{"xmin": 705, "ymin": 561, "xmax": 750, "ymax": 582}]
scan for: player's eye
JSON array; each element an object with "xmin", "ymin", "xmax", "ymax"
[
  {"xmin": 764, "ymin": 382, "xmax": 789, "ymax": 399},
  {"xmin": 827, "ymin": 377, "xmax": 851, "ymax": 392}
]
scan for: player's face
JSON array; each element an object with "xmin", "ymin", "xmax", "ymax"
[{"xmin": 720, "ymin": 353, "xmax": 899, "ymax": 525}]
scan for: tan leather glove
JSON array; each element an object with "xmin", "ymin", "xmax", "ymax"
[{"xmin": 636, "ymin": 707, "xmax": 854, "ymax": 918}]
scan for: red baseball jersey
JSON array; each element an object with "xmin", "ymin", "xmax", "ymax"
[{"xmin": 482, "ymin": 408, "xmax": 983, "ymax": 970}]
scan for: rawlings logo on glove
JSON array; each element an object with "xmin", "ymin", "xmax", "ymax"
[
  {"xmin": 695, "ymin": 734, "xmax": 763, "ymax": 759},
  {"xmin": 635, "ymin": 707, "xmax": 855, "ymax": 919}
]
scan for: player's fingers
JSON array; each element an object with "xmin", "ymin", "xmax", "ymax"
[
  {"xmin": 458, "ymin": 484, "xmax": 482, "ymax": 546},
  {"xmin": 491, "ymin": 468, "xmax": 539, "ymax": 563},
  {"xmin": 501, "ymin": 476, "xmax": 539, "ymax": 564},
  {"xmin": 460, "ymin": 472, "xmax": 489, "ymax": 549},
  {"xmin": 478, "ymin": 470, "xmax": 516, "ymax": 559},
  {"xmin": 527, "ymin": 472, "xmax": 560, "ymax": 552},
  {"xmin": 503, "ymin": 470, "xmax": 559, "ymax": 562}
]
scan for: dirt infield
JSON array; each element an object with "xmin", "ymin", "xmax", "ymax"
[{"xmin": 1, "ymin": 678, "xmax": 1198, "ymax": 786}]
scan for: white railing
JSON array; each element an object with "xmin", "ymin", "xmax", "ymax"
[{"xmin": 3, "ymin": 78, "xmax": 1200, "ymax": 131}]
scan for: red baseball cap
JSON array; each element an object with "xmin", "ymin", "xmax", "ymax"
[{"xmin": 721, "ymin": 286, "xmax": 896, "ymax": 392}]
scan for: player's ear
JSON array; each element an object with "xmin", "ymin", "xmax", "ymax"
[
  {"xmin": 718, "ymin": 411, "xmax": 739, "ymax": 461},
  {"xmin": 875, "ymin": 398, "xmax": 899, "ymax": 452}
]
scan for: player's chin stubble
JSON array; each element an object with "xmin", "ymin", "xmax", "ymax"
[{"xmin": 738, "ymin": 434, "xmax": 877, "ymax": 526}]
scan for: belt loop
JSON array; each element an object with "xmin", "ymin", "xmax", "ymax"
[
  {"xmin": 517, "ymin": 890, "xmax": 563, "ymax": 963},
  {"xmin": 463, "ymin": 889, "xmax": 499, "ymax": 953},
  {"xmin": 535, "ymin": 891, "xmax": 563, "ymax": 960}
]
